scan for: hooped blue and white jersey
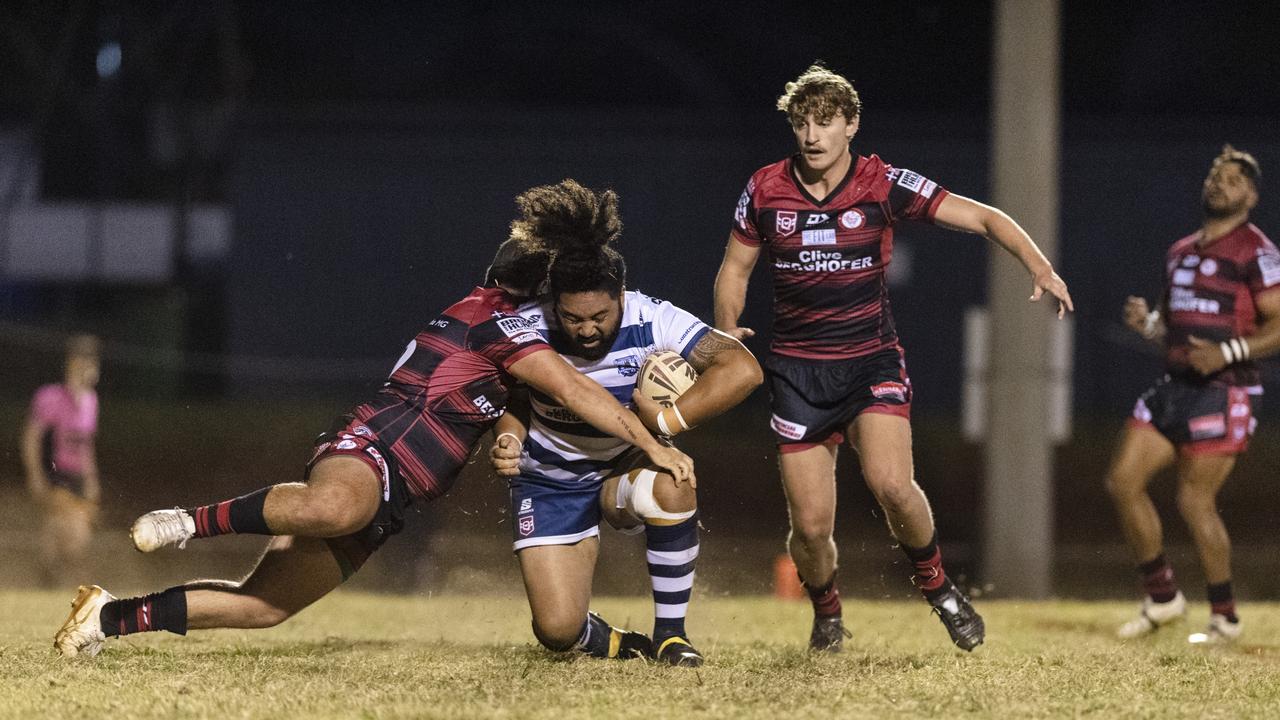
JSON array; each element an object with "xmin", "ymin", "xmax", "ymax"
[{"xmin": 515, "ymin": 290, "xmax": 711, "ymax": 488}]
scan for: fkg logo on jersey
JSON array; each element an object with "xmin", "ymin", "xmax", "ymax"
[{"xmin": 775, "ymin": 210, "xmax": 798, "ymax": 236}]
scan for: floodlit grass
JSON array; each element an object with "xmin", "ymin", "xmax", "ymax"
[{"xmin": 4, "ymin": 591, "xmax": 1280, "ymax": 719}]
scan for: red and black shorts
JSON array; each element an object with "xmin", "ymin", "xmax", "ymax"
[
  {"xmin": 305, "ymin": 416, "xmax": 413, "ymax": 579},
  {"xmin": 765, "ymin": 347, "xmax": 912, "ymax": 453},
  {"xmin": 1128, "ymin": 374, "xmax": 1261, "ymax": 455}
]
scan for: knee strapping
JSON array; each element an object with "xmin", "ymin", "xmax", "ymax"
[{"xmin": 615, "ymin": 469, "xmax": 696, "ymax": 523}]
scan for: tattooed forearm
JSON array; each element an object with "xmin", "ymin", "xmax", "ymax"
[
  {"xmin": 618, "ymin": 414, "xmax": 640, "ymax": 442},
  {"xmin": 688, "ymin": 329, "xmax": 742, "ymax": 373}
]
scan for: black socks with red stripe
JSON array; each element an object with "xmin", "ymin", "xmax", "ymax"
[
  {"xmin": 1138, "ymin": 554, "xmax": 1180, "ymax": 603},
  {"xmin": 1207, "ymin": 581, "xmax": 1238, "ymax": 622},
  {"xmin": 902, "ymin": 533, "xmax": 950, "ymax": 600},
  {"xmin": 189, "ymin": 487, "xmax": 273, "ymax": 537},
  {"xmin": 101, "ymin": 587, "xmax": 188, "ymax": 637},
  {"xmin": 803, "ymin": 573, "xmax": 843, "ymax": 618}
]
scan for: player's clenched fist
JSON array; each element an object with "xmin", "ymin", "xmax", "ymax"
[
  {"xmin": 489, "ymin": 433, "xmax": 522, "ymax": 477},
  {"xmin": 1123, "ymin": 296, "xmax": 1150, "ymax": 333}
]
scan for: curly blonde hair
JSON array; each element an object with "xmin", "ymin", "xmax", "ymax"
[{"xmin": 776, "ymin": 63, "xmax": 861, "ymax": 124}]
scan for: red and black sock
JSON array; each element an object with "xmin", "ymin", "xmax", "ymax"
[
  {"xmin": 902, "ymin": 533, "xmax": 950, "ymax": 601},
  {"xmin": 100, "ymin": 587, "xmax": 188, "ymax": 637},
  {"xmin": 802, "ymin": 572, "xmax": 842, "ymax": 618},
  {"xmin": 189, "ymin": 487, "xmax": 273, "ymax": 538},
  {"xmin": 1137, "ymin": 554, "xmax": 1179, "ymax": 603},
  {"xmin": 1207, "ymin": 581, "xmax": 1238, "ymax": 623}
]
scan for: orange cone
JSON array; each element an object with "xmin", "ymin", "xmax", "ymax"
[{"xmin": 773, "ymin": 554, "xmax": 806, "ymax": 600}]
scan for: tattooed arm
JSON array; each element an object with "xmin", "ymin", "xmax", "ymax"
[{"xmin": 638, "ymin": 328, "xmax": 762, "ymax": 433}]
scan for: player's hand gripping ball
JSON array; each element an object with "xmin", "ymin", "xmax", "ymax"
[{"xmin": 636, "ymin": 350, "xmax": 698, "ymax": 407}]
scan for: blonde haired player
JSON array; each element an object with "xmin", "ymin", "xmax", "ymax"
[{"xmin": 714, "ymin": 63, "xmax": 1072, "ymax": 652}]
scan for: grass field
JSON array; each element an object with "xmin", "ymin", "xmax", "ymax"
[{"xmin": 4, "ymin": 591, "xmax": 1279, "ymax": 719}]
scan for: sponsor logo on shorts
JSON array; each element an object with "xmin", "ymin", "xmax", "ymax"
[
  {"xmin": 770, "ymin": 414, "xmax": 807, "ymax": 441},
  {"xmin": 518, "ymin": 515, "xmax": 536, "ymax": 537},
  {"xmin": 1199, "ymin": 258, "xmax": 1217, "ymax": 276},
  {"xmin": 472, "ymin": 394, "xmax": 500, "ymax": 418},
  {"xmin": 365, "ymin": 446, "xmax": 391, "ymax": 500},
  {"xmin": 336, "ymin": 439, "xmax": 358, "ymax": 450},
  {"xmin": 840, "ymin": 209, "xmax": 865, "ymax": 229},
  {"xmin": 353, "ymin": 425, "xmax": 373, "ymax": 437},
  {"xmin": 775, "ymin": 210, "xmax": 798, "ymax": 236},
  {"xmin": 519, "ymin": 498, "xmax": 534, "ymax": 515},
  {"xmin": 1188, "ymin": 413, "xmax": 1226, "ymax": 440},
  {"xmin": 428, "ymin": 318, "xmax": 449, "ymax": 328},
  {"xmin": 802, "ymin": 228, "xmax": 837, "ymax": 246},
  {"xmin": 806, "ymin": 213, "xmax": 830, "ymax": 226},
  {"xmin": 871, "ymin": 381, "xmax": 908, "ymax": 402}
]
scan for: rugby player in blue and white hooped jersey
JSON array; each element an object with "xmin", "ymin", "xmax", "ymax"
[{"xmin": 489, "ymin": 180, "xmax": 761, "ymax": 667}]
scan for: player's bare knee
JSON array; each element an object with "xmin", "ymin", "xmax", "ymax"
[
  {"xmin": 869, "ymin": 477, "xmax": 916, "ymax": 517},
  {"xmin": 1175, "ymin": 485, "xmax": 1214, "ymax": 519},
  {"xmin": 531, "ymin": 615, "xmax": 581, "ymax": 652},
  {"xmin": 651, "ymin": 472, "xmax": 697, "ymax": 514},
  {"xmin": 789, "ymin": 519, "xmax": 833, "ymax": 549}
]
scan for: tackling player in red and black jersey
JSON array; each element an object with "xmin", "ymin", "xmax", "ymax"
[
  {"xmin": 53, "ymin": 203, "xmax": 695, "ymax": 658},
  {"xmin": 714, "ymin": 64, "xmax": 1073, "ymax": 652},
  {"xmin": 1109, "ymin": 145, "xmax": 1280, "ymax": 644}
]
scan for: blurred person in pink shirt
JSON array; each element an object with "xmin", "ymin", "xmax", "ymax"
[{"xmin": 21, "ymin": 335, "xmax": 101, "ymax": 586}]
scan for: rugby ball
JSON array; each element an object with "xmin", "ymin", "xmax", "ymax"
[{"xmin": 636, "ymin": 350, "xmax": 698, "ymax": 407}]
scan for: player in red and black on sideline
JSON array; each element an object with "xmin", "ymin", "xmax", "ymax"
[
  {"xmin": 714, "ymin": 64, "xmax": 1073, "ymax": 652},
  {"xmin": 53, "ymin": 202, "xmax": 696, "ymax": 659},
  {"xmin": 1108, "ymin": 145, "xmax": 1280, "ymax": 644}
]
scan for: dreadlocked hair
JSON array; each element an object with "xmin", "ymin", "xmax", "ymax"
[{"xmin": 511, "ymin": 179, "xmax": 626, "ymax": 298}]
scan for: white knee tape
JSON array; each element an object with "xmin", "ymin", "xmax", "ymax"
[{"xmin": 616, "ymin": 468, "xmax": 696, "ymax": 523}]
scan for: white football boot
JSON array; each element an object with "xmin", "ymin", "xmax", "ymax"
[
  {"xmin": 54, "ymin": 585, "xmax": 115, "ymax": 658},
  {"xmin": 131, "ymin": 507, "xmax": 196, "ymax": 552},
  {"xmin": 1117, "ymin": 591, "xmax": 1186, "ymax": 639},
  {"xmin": 1188, "ymin": 614, "xmax": 1242, "ymax": 645}
]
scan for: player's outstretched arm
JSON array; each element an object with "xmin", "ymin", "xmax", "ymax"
[
  {"xmin": 636, "ymin": 329, "xmax": 762, "ymax": 434},
  {"xmin": 713, "ymin": 234, "xmax": 762, "ymax": 341},
  {"xmin": 509, "ymin": 348, "xmax": 695, "ymax": 484},
  {"xmin": 1187, "ymin": 290, "xmax": 1280, "ymax": 375},
  {"xmin": 933, "ymin": 193, "xmax": 1075, "ymax": 318}
]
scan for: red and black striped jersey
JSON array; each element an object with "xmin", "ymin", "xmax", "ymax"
[
  {"xmin": 731, "ymin": 154, "xmax": 948, "ymax": 359},
  {"xmin": 350, "ymin": 287, "xmax": 550, "ymax": 500},
  {"xmin": 1162, "ymin": 222, "xmax": 1280, "ymax": 386}
]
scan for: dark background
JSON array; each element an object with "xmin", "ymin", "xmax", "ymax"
[{"xmin": 2, "ymin": 1, "xmax": 1279, "ymax": 598}]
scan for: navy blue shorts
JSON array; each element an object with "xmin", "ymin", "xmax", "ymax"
[
  {"xmin": 765, "ymin": 347, "xmax": 912, "ymax": 452},
  {"xmin": 509, "ymin": 479, "xmax": 604, "ymax": 551},
  {"xmin": 1129, "ymin": 375, "xmax": 1260, "ymax": 455}
]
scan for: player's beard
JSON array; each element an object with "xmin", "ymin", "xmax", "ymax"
[
  {"xmin": 569, "ymin": 328, "xmax": 619, "ymax": 361},
  {"xmin": 1202, "ymin": 192, "xmax": 1243, "ymax": 220}
]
